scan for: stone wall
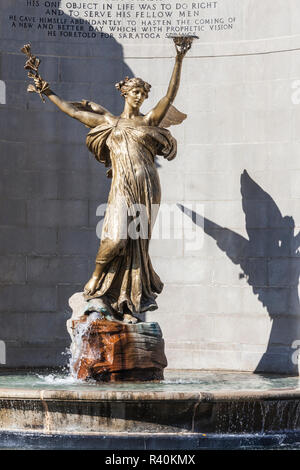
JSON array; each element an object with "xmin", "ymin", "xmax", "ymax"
[{"xmin": 1, "ymin": 0, "xmax": 300, "ymax": 373}]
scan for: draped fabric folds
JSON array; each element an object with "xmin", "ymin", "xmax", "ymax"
[{"xmin": 85, "ymin": 118, "xmax": 177, "ymax": 315}]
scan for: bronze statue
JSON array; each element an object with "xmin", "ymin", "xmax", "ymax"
[{"xmin": 22, "ymin": 37, "xmax": 194, "ymax": 324}]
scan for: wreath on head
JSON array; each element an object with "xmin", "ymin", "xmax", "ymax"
[{"xmin": 115, "ymin": 77, "xmax": 151, "ymax": 98}]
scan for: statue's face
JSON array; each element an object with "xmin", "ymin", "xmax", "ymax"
[{"xmin": 125, "ymin": 87, "xmax": 147, "ymax": 109}]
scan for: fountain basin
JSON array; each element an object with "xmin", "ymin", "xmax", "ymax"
[
  {"xmin": 0, "ymin": 370, "xmax": 300, "ymax": 449},
  {"xmin": 0, "ymin": 384, "xmax": 300, "ymax": 435}
]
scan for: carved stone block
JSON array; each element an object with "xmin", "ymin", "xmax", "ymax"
[
  {"xmin": 70, "ymin": 317, "xmax": 167, "ymax": 382},
  {"xmin": 67, "ymin": 292, "xmax": 167, "ymax": 382}
]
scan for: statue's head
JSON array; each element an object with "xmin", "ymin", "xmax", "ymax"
[{"xmin": 115, "ymin": 77, "xmax": 151, "ymax": 109}]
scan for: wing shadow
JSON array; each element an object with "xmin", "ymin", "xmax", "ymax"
[{"xmin": 178, "ymin": 170, "xmax": 300, "ymax": 374}]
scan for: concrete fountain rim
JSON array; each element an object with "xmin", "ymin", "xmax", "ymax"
[{"xmin": 0, "ymin": 387, "xmax": 300, "ymax": 402}]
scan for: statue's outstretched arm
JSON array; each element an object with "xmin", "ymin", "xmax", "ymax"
[
  {"xmin": 145, "ymin": 40, "xmax": 190, "ymax": 126},
  {"xmin": 21, "ymin": 44, "xmax": 109, "ymax": 128},
  {"xmin": 34, "ymin": 79, "xmax": 107, "ymax": 128}
]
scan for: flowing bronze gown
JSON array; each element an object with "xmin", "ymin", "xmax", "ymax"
[{"xmin": 86, "ymin": 117, "xmax": 177, "ymax": 315}]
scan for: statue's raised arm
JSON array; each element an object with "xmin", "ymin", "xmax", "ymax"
[
  {"xmin": 21, "ymin": 44, "xmax": 113, "ymax": 128},
  {"xmin": 145, "ymin": 36, "xmax": 194, "ymax": 127}
]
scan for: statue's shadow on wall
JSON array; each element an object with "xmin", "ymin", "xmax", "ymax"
[{"xmin": 178, "ymin": 170, "xmax": 300, "ymax": 374}]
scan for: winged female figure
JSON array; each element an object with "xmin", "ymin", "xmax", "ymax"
[{"xmin": 25, "ymin": 38, "xmax": 192, "ymax": 323}]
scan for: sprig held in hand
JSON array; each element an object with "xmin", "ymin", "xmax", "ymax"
[{"xmin": 21, "ymin": 43, "xmax": 49, "ymax": 102}]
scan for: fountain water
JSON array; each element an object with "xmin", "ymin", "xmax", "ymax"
[{"xmin": 68, "ymin": 311, "xmax": 103, "ymax": 379}]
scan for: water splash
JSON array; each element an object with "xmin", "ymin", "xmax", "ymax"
[
  {"xmin": 36, "ymin": 374, "xmax": 80, "ymax": 386},
  {"xmin": 69, "ymin": 312, "xmax": 103, "ymax": 378}
]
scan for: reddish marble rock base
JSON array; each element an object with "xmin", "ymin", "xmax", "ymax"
[{"xmin": 70, "ymin": 317, "xmax": 168, "ymax": 382}]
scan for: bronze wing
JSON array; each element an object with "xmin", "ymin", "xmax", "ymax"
[
  {"xmin": 68, "ymin": 100, "xmax": 113, "ymax": 121},
  {"xmin": 159, "ymin": 104, "xmax": 187, "ymax": 128}
]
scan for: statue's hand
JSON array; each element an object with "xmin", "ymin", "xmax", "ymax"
[
  {"xmin": 84, "ymin": 275, "xmax": 101, "ymax": 296},
  {"xmin": 33, "ymin": 76, "xmax": 50, "ymax": 94},
  {"xmin": 174, "ymin": 37, "xmax": 192, "ymax": 59},
  {"xmin": 33, "ymin": 77, "xmax": 42, "ymax": 90}
]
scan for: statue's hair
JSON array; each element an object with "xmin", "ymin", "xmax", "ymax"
[{"xmin": 115, "ymin": 77, "xmax": 151, "ymax": 98}]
